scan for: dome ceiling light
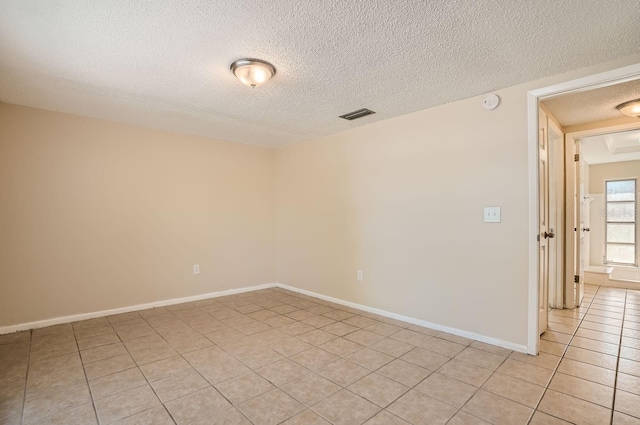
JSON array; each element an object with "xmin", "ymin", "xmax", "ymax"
[
  {"xmin": 616, "ymin": 99, "xmax": 640, "ymax": 118},
  {"xmin": 230, "ymin": 58, "xmax": 276, "ymax": 88}
]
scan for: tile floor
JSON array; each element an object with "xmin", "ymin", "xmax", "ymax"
[{"xmin": 1, "ymin": 285, "xmax": 639, "ymax": 425}]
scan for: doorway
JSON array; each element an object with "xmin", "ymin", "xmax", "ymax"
[{"xmin": 527, "ymin": 63, "xmax": 640, "ymax": 354}]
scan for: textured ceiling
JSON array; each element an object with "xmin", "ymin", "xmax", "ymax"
[
  {"xmin": 1, "ymin": 1, "xmax": 639, "ymax": 148},
  {"xmin": 543, "ymin": 79, "xmax": 640, "ymax": 127},
  {"xmin": 581, "ymin": 129, "xmax": 640, "ymax": 164}
]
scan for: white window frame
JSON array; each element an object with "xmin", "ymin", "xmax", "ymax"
[{"xmin": 604, "ymin": 178, "xmax": 637, "ymax": 266}]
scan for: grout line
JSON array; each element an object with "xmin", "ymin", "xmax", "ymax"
[
  {"xmin": 69, "ymin": 325, "xmax": 102, "ymax": 425},
  {"xmin": 610, "ymin": 289, "xmax": 628, "ymax": 425},
  {"xmin": 525, "ymin": 287, "xmax": 600, "ymax": 425},
  {"xmin": 19, "ymin": 330, "xmax": 33, "ymax": 425}
]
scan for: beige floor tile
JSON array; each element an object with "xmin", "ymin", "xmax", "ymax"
[
  {"xmin": 556, "ymin": 357, "xmax": 616, "ymax": 387},
  {"xmin": 129, "ymin": 344, "xmax": 178, "ymax": 366},
  {"xmin": 455, "ymin": 347, "xmax": 506, "ymax": 371},
  {"xmin": 150, "ymin": 369, "xmax": 210, "ymax": 402},
  {"xmin": 570, "ymin": 336, "xmax": 620, "ymax": 356},
  {"xmin": 94, "ymin": 384, "xmax": 160, "ymax": 425},
  {"xmin": 191, "ymin": 406, "xmax": 252, "ymax": 425},
  {"xmin": 576, "ymin": 328, "xmax": 622, "ymax": 344},
  {"xmin": 22, "ymin": 380, "xmax": 90, "ymax": 424},
  {"xmin": 77, "ymin": 331, "xmax": 120, "ymax": 351},
  {"xmin": 447, "ymin": 411, "xmax": 492, "ymax": 424},
  {"xmin": 469, "ymin": 341, "xmax": 512, "ymax": 357},
  {"xmin": 343, "ymin": 316, "xmax": 377, "ymax": 329},
  {"xmin": 619, "ymin": 358, "xmax": 640, "ymax": 378},
  {"xmin": 25, "ymin": 364, "xmax": 86, "ymax": 397},
  {"xmin": 289, "ymin": 347, "xmax": 339, "ymax": 370},
  {"xmin": 400, "ymin": 347, "xmax": 450, "ymax": 370},
  {"xmin": 346, "ymin": 348, "xmax": 394, "ymax": 371},
  {"xmin": 257, "ymin": 358, "xmax": 309, "ymax": 386},
  {"xmin": 496, "ymin": 359, "xmax": 554, "ymax": 386},
  {"xmin": 369, "ymin": 337, "xmax": 414, "ymax": 358},
  {"xmin": 348, "ymin": 373, "xmax": 409, "ymax": 407},
  {"xmin": 344, "ymin": 329, "xmax": 385, "ymax": 346},
  {"xmin": 280, "ymin": 409, "xmax": 331, "ymax": 425},
  {"xmin": 436, "ymin": 332, "xmax": 474, "ymax": 346},
  {"xmin": 564, "ymin": 346, "xmax": 618, "ymax": 370},
  {"xmin": 621, "ymin": 346, "xmax": 640, "ymax": 362},
  {"xmin": 317, "ymin": 359, "xmax": 370, "ymax": 386},
  {"xmin": 322, "ymin": 310, "xmax": 356, "ymax": 321},
  {"xmin": 319, "ymin": 338, "xmax": 364, "ymax": 357},
  {"xmin": 365, "ymin": 322, "xmax": 403, "ymax": 337},
  {"xmin": 302, "ymin": 316, "xmax": 336, "ymax": 328},
  {"xmin": 238, "ymin": 388, "xmax": 304, "ymax": 425},
  {"xmin": 437, "ymin": 358, "xmax": 493, "ymax": 387},
  {"xmin": 139, "ymin": 355, "xmax": 194, "ymax": 382},
  {"xmin": 414, "ymin": 372, "xmax": 476, "ymax": 408},
  {"xmin": 363, "ymin": 410, "xmax": 411, "ymax": 425},
  {"xmin": 89, "ymin": 367, "xmax": 147, "ymax": 400},
  {"xmin": 111, "ymin": 405, "xmax": 174, "ymax": 425},
  {"xmin": 83, "ymin": 354, "xmax": 137, "ymax": 380},
  {"xmin": 269, "ymin": 337, "xmax": 312, "ymax": 357},
  {"xmin": 24, "ymin": 402, "xmax": 97, "ymax": 425},
  {"xmin": 297, "ymin": 329, "xmax": 337, "ymax": 345},
  {"xmin": 214, "ymin": 372, "xmax": 273, "ymax": 404},
  {"xmin": 377, "ymin": 358, "xmax": 432, "ymax": 387},
  {"xmin": 482, "ymin": 372, "xmax": 544, "ymax": 408},
  {"xmin": 539, "ymin": 340, "xmax": 568, "ymax": 356},
  {"xmin": 616, "ymin": 389, "xmax": 640, "ymax": 419},
  {"xmin": 80, "ymin": 342, "xmax": 128, "ymax": 364},
  {"xmin": 165, "ymin": 386, "xmax": 231, "ymax": 425},
  {"xmin": 613, "ymin": 411, "xmax": 640, "ymax": 424},
  {"xmin": 420, "ymin": 337, "xmax": 467, "ymax": 357},
  {"xmin": 407, "ymin": 324, "xmax": 440, "ymax": 336},
  {"xmin": 387, "ymin": 389, "xmax": 457, "ymax": 425},
  {"xmin": 234, "ymin": 346, "xmax": 284, "ymax": 369},
  {"xmin": 192, "ymin": 352, "xmax": 251, "ymax": 384},
  {"xmin": 389, "ymin": 329, "xmax": 432, "ymax": 346},
  {"xmin": 618, "ymin": 372, "xmax": 640, "ymax": 395},
  {"xmin": 537, "ymin": 389, "xmax": 611, "ymax": 425},
  {"xmin": 508, "ymin": 351, "xmax": 561, "ymax": 370},
  {"xmin": 280, "ymin": 372, "xmax": 341, "ymax": 406},
  {"xmin": 312, "ymin": 389, "xmax": 380, "ymax": 425},
  {"xmin": 541, "ymin": 331, "xmax": 573, "ymax": 345},
  {"xmin": 321, "ymin": 322, "xmax": 359, "ymax": 337},
  {"xmin": 529, "ymin": 411, "xmax": 573, "ymax": 424},
  {"xmin": 462, "ymin": 389, "xmax": 532, "ymax": 425},
  {"xmin": 549, "ymin": 372, "xmax": 613, "ymax": 408}
]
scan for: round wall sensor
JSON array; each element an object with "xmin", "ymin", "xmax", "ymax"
[{"xmin": 482, "ymin": 94, "xmax": 500, "ymax": 110}]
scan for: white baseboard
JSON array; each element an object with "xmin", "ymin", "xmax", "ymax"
[
  {"xmin": 0, "ymin": 283, "xmax": 277, "ymax": 335},
  {"xmin": 275, "ymin": 283, "xmax": 528, "ymax": 354},
  {"xmin": 0, "ymin": 281, "xmax": 528, "ymax": 354}
]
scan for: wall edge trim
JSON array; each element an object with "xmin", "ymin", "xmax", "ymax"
[
  {"xmin": 275, "ymin": 283, "xmax": 528, "ymax": 353},
  {"xmin": 0, "ymin": 283, "xmax": 277, "ymax": 335}
]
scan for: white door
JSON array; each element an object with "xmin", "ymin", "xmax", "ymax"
[
  {"xmin": 576, "ymin": 141, "xmax": 585, "ymax": 306},
  {"xmin": 539, "ymin": 109, "xmax": 550, "ymax": 335}
]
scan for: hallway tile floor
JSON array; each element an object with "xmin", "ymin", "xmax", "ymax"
[{"xmin": 0, "ymin": 285, "xmax": 639, "ymax": 424}]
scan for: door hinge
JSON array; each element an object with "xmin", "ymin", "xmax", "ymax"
[
  {"xmin": 574, "ymin": 153, "xmax": 580, "ymax": 162},
  {"xmin": 574, "ymin": 275, "xmax": 579, "ymax": 283},
  {"xmin": 537, "ymin": 234, "xmax": 540, "ymax": 242}
]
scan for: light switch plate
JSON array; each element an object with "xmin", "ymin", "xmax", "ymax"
[{"xmin": 484, "ymin": 207, "xmax": 501, "ymax": 223}]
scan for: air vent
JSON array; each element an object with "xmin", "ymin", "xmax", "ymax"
[{"xmin": 339, "ymin": 108, "xmax": 376, "ymax": 121}]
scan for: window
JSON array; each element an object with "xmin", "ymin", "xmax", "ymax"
[{"xmin": 605, "ymin": 179, "xmax": 637, "ymax": 265}]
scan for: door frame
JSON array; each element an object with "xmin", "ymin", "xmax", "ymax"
[{"xmin": 526, "ymin": 63, "xmax": 640, "ymax": 355}]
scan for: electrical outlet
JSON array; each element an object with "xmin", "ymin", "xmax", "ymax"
[
  {"xmin": 483, "ymin": 206, "xmax": 501, "ymax": 223},
  {"xmin": 357, "ymin": 270, "xmax": 363, "ymax": 282},
  {"xmin": 193, "ymin": 264, "xmax": 200, "ymax": 274}
]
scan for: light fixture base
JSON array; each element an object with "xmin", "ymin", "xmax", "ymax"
[
  {"xmin": 230, "ymin": 58, "xmax": 276, "ymax": 88},
  {"xmin": 616, "ymin": 98, "xmax": 640, "ymax": 118}
]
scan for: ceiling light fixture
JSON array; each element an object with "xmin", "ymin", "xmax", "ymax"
[
  {"xmin": 616, "ymin": 99, "xmax": 640, "ymax": 118},
  {"xmin": 230, "ymin": 58, "xmax": 276, "ymax": 88}
]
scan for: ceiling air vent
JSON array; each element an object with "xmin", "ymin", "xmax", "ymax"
[{"xmin": 339, "ymin": 108, "xmax": 376, "ymax": 120}]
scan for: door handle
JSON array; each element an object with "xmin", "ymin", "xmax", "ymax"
[
  {"xmin": 582, "ymin": 227, "xmax": 590, "ymax": 232},
  {"xmin": 543, "ymin": 231, "xmax": 555, "ymax": 239}
]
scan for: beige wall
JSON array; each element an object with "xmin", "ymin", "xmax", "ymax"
[
  {"xmin": 588, "ymin": 160, "xmax": 640, "ymax": 266},
  {"xmin": 0, "ymin": 104, "xmax": 276, "ymax": 327},
  {"xmin": 275, "ymin": 54, "xmax": 640, "ymax": 347}
]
